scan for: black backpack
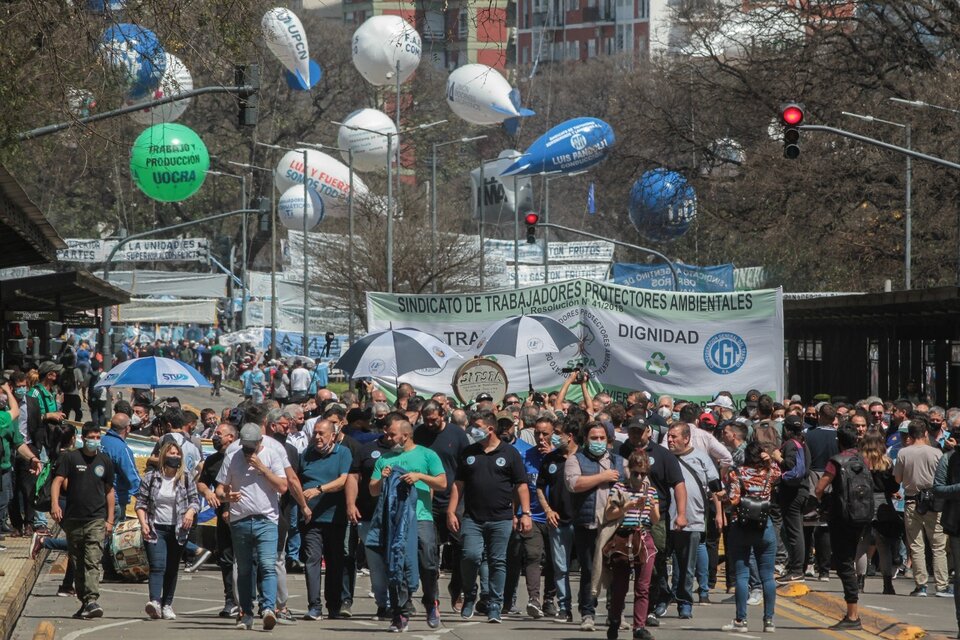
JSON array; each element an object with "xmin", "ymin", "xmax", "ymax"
[
  {"xmin": 831, "ymin": 452, "xmax": 875, "ymax": 526},
  {"xmin": 59, "ymin": 367, "xmax": 77, "ymax": 394}
]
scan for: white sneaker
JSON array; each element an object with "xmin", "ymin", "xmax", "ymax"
[
  {"xmin": 722, "ymin": 620, "xmax": 748, "ymax": 633},
  {"xmin": 145, "ymin": 600, "xmax": 161, "ymax": 620},
  {"xmin": 162, "ymin": 605, "xmax": 176, "ymax": 620},
  {"xmin": 747, "ymin": 589, "xmax": 762, "ymax": 606}
]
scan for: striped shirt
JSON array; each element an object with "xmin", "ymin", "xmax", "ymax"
[{"xmin": 613, "ymin": 482, "xmax": 659, "ymax": 529}]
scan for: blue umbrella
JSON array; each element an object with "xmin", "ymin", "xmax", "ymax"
[{"xmin": 95, "ymin": 356, "xmax": 211, "ymax": 389}]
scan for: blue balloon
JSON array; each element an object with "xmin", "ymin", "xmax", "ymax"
[
  {"xmin": 285, "ymin": 60, "xmax": 323, "ymax": 90},
  {"xmin": 100, "ymin": 24, "xmax": 166, "ymax": 100},
  {"xmin": 500, "ymin": 117, "xmax": 614, "ymax": 177},
  {"xmin": 628, "ymin": 168, "xmax": 697, "ymax": 242}
]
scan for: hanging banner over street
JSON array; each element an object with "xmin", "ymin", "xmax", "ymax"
[
  {"xmin": 483, "ymin": 239, "xmax": 615, "ymax": 264},
  {"xmin": 490, "ymin": 263, "xmax": 610, "ymax": 288},
  {"xmin": 57, "ymin": 238, "xmax": 209, "ymax": 263},
  {"xmin": 366, "ymin": 278, "xmax": 784, "ymax": 404},
  {"xmin": 612, "ymin": 262, "xmax": 734, "ymax": 292}
]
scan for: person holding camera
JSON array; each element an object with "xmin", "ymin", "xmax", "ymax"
[{"xmin": 553, "ymin": 368, "xmax": 593, "ymax": 416}]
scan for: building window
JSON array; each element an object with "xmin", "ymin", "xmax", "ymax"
[
  {"xmin": 423, "ymin": 11, "xmax": 445, "ymax": 41},
  {"xmin": 587, "ymin": 38, "xmax": 596, "ymax": 56},
  {"xmin": 459, "ymin": 11, "xmax": 469, "ymax": 38}
]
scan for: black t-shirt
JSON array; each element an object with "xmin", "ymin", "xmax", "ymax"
[
  {"xmin": 537, "ymin": 449, "xmax": 574, "ymax": 524},
  {"xmin": 645, "ymin": 440, "xmax": 683, "ymax": 513},
  {"xmin": 338, "ymin": 433, "xmax": 362, "ymax": 474},
  {"xmin": 356, "ymin": 436, "xmax": 395, "ymax": 521},
  {"xmin": 414, "ymin": 423, "xmax": 469, "ymax": 510},
  {"xmin": 806, "ymin": 427, "xmax": 839, "ymax": 471},
  {"xmin": 455, "ymin": 440, "xmax": 526, "ymax": 522},
  {"xmin": 281, "ymin": 438, "xmax": 301, "ymax": 512},
  {"xmin": 55, "ymin": 449, "xmax": 116, "ymax": 521},
  {"xmin": 199, "ymin": 450, "xmax": 227, "ymax": 516}
]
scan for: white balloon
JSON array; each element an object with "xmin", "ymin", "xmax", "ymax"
[
  {"xmin": 470, "ymin": 150, "xmax": 535, "ymax": 224},
  {"xmin": 277, "ymin": 185, "xmax": 325, "ymax": 231},
  {"xmin": 274, "ymin": 148, "xmax": 369, "ymax": 218},
  {"xmin": 125, "ymin": 54, "xmax": 193, "ymax": 124},
  {"xmin": 447, "ymin": 64, "xmax": 525, "ymax": 125},
  {"xmin": 262, "ymin": 7, "xmax": 312, "ymax": 89},
  {"xmin": 351, "ymin": 16, "xmax": 421, "ymax": 86},
  {"xmin": 337, "ymin": 108, "xmax": 398, "ymax": 173}
]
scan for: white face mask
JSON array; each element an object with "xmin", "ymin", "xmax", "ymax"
[{"xmin": 130, "ymin": 414, "xmax": 142, "ymax": 427}]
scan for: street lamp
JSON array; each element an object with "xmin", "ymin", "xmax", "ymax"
[
  {"xmin": 227, "ymin": 161, "xmax": 278, "ymax": 358},
  {"xmin": 431, "ymin": 135, "xmax": 487, "ymax": 293},
  {"xmin": 331, "ymin": 118, "xmax": 447, "ymax": 293},
  {"xmin": 842, "ymin": 111, "xmax": 912, "ymax": 289},
  {"xmin": 257, "ymin": 142, "xmax": 310, "ymax": 355},
  {"xmin": 297, "ymin": 141, "xmax": 356, "ymax": 345},
  {"xmin": 206, "ymin": 170, "xmax": 248, "ymax": 328},
  {"xmin": 541, "ymin": 169, "xmax": 588, "ymax": 284}
]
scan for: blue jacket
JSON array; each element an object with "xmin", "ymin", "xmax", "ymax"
[
  {"xmin": 571, "ymin": 450, "xmax": 626, "ymax": 528},
  {"xmin": 101, "ymin": 428, "xmax": 141, "ymax": 510},
  {"xmin": 365, "ymin": 465, "xmax": 419, "ymax": 591}
]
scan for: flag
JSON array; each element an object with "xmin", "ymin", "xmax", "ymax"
[{"xmin": 587, "ymin": 182, "xmax": 596, "ymax": 215}]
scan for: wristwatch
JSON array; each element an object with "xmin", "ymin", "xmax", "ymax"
[{"xmin": 521, "ymin": 511, "xmax": 532, "ymax": 517}]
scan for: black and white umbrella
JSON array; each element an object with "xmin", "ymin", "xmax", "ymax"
[
  {"xmin": 473, "ymin": 314, "xmax": 580, "ymax": 391},
  {"xmin": 336, "ymin": 327, "xmax": 463, "ymax": 380}
]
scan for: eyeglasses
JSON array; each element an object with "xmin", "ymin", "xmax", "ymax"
[{"xmin": 870, "ymin": 411, "xmax": 884, "ymax": 415}]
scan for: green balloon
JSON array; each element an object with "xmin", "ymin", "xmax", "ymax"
[{"xmin": 130, "ymin": 123, "xmax": 210, "ymax": 202}]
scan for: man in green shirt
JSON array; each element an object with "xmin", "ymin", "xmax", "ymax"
[
  {"xmin": 0, "ymin": 379, "xmax": 43, "ymax": 543},
  {"xmin": 29, "ymin": 361, "xmax": 65, "ymax": 424},
  {"xmin": 370, "ymin": 419, "xmax": 446, "ymax": 631}
]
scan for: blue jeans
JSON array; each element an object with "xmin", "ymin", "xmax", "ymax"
[
  {"xmin": 669, "ymin": 530, "xmax": 701, "ymax": 612},
  {"xmin": 0, "ymin": 470, "xmax": 12, "ymax": 528},
  {"xmin": 460, "ymin": 517, "xmax": 512, "ymax": 614},
  {"xmin": 286, "ymin": 504, "xmax": 302, "ymax": 562},
  {"xmin": 145, "ymin": 524, "xmax": 184, "ymax": 606},
  {"xmin": 359, "ymin": 521, "xmax": 389, "ymax": 608},
  {"xmin": 728, "ymin": 520, "xmax": 777, "ymax": 622},
  {"xmin": 550, "ymin": 523, "xmax": 574, "ymax": 613},
  {"xmin": 231, "ymin": 516, "xmax": 278, "ymax": 615}
]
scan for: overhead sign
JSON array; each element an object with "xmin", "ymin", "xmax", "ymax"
[
  {"xmin": 612, "ymin": 262, "xmax": 734, "ymax": 292},
  {"xmin": 57, "ymin": 238, "xmax": 209, "ymax": 263},
  {"xmin": 491, "ymin": 263, "xmax": 610, "ymax": 287},
  {"xmin": 367, "ymin": 279, "xmax": 784, "ymax": 404},
  {"xmin": 483, "ymin": 239, "xmax": 614, "ymax": 264}
]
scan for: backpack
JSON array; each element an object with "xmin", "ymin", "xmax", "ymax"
[
  {"xmin": 88, "ymin": 371, "xmax": 107, "ymax": 402},
  {"xmin": 751, "ymin": 419, "xmax": 782, "ymax": 454},
  {"xmin": 33, "ymin": 462, "xmax": 54, "ymax": 512},
  {"xmin": 830, "ymin": 452, "xmax": 875, "ymax": 526},
  {"xmin": 781, "ymin": 439, "xmax": 807, "ymax": 487},
  {"xmin": 59, "ymin": 367, "xmax": 77, "ymax": 394}
]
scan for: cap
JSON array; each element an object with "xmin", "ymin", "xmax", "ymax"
[
  {"xmin": 38, "ymin": 361, "xmax": 62, "ymax": 376},
  {"xmin": 746, "ymin": 389, "xmax": 761, "ymax": 401},
  {"xmin": 784, "ymin": 415, "xmax": 803, "ymax": 430},
  {"xmin": 790, "ymin": 394, "xmax": 802, "ymax": 403},
  {"xmin": 240, "ymin": 423, "xmax": 263, "ymax": 447},
  {"xmin": 698, "ymin": 412, "xmax": 718, "ymax": 428},
  {"xmin": 476, "ymin": 392, "xmax": 493, "ymax": 403},
  {"xmin": 707, "ymin": 395, "xmax": 735, "ymax": 411},
  {"xmin": 626, "ymin": 417, "xmax": 647, "ymax": 431},
  {"xmin": 227, "ymin": 407, "xmax": 245, "ymax": 426}
]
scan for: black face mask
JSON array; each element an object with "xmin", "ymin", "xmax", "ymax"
[
  {"xmin": 501, "ymin": 432, "xmax": 515, "ymax": 444},
  {"xmin": 272, "ymin": 431, "xmax": 287, "ymax": 444},
  {"xmin": 242, "ymin": 445, "xmax": 257, "ymax": 456},
  {"xmin": 212, "ymin": 435, "xmax": 223, "ymax": 451},
  {"xmin": 164, "ymin": 456, "xmax": 182, "ymax": 470}
]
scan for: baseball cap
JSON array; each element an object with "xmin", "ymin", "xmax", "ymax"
[
  {"xmin": 226, "ymin": 407, "xmax": 245, "ymax": 426},
  {"xmin": 476, "ymin": 393, "xmax": 493, "ymax": 403},
  {"xmin": 707, "ymin": 395, "xmax": 735, "ymax": 411},
  {"xmin": 626, "ymin": 417, "xmax": 648, "ymax": 431},
  {"xmin": 38, "ymin": 361, "xmax": 62, "ymax": 376},
  {"xmin": 240, "ymin": 423, "xmax": 263, "ymax": 447},
  {"xmin": 698, "ymin": 412, "xmax": 718, "ymax": 428}
]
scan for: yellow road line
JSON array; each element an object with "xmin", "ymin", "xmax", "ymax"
[{"xmin": 777, "ymin": 597, "xmax": 876, "ymax": 640}]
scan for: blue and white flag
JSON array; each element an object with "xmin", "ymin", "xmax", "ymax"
[{"xmin": 587, "ymin": 182, "xmax": 596, "ymax": 215}]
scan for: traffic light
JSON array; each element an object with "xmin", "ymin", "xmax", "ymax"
[
  {"xmin": 5, "ymin": 321, "xmax": 27, "ymax": 356},
  {"xmin": 780, "ymin": 103, "xmax": 804, "ymax": 159},
  {"xmin": 235, "ymin": 64, "xmax": 260, "ymax": 128},
  {"xmin": 524, "ymin": 212, "xmax": 540, "ymax": 244}
]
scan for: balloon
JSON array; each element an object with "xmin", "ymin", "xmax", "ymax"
[
  {"xmin": 628, "ymin": 168, "xmax": 697, "ymax": 242},
  {"xmin": 351, "ymin": 16, "xmax": 422, "ymax": 86},
  {"xmin": 470, "ymin": 150, "xmax": 534, "ymax": 224},
  {"xmin": 285, "ymin": 60, "xmax": 322, "ymax": 91},
  {"xmin": 125, "ymin": 54, "xmax": 193, "ymax": 125},
  {"xmin": 446, "ymin": 64, "xmax": 535, "ymax": 125},
  {"xmin": 703, "ymin": 138, "xmax": 745, "ymax": 178},
  {"xmin": 99, "ymin": 24, "xmax": 166, "ymax": 100},
  {"xmin": 130, "ymin": 124, "xmax": 209, "ymax": 202},
  {"xmin": 262, "ymin": 7, "xmax": 316, "ymax": 90},
  {"xmin": 273, "ymin": 148, "xmax": 369, "ymax": 218},
  {"xmin": 337, "ymin": 109, "xmax": 397, "ymax": 173},
  {"xmin": 277, "ymin": 185, "xmax": 325, "ymax": 231},
  {"xmin": 500, "ymin": 117, "xmax": 615, "ymax": 177},
  {"xmin": 86, "ymin": 0, "xmax": 125, "ymax": 12}
]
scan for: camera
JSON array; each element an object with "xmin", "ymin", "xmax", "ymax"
[
  {"xmin": 561, "ymin": 364, "xmax": 588, "ymax": 385},
  {"xmin": 532, "ymin": 392, "xmax": 546, "ymax": 406}
]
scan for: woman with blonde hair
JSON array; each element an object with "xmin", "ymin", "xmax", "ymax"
[
  {"xmin": 854, "ymin": 432, "xmax": 899, "ymax": 594},
  {"xmin": 136, "ymin": 441, "xmax": 199, "ymax": 620}
]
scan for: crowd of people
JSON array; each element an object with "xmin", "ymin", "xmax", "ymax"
[{"xmin": 4, "ymin": 361, "xmax": 960, "ymax": 637}]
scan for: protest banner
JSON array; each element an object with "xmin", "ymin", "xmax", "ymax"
[
  {"xmin": 57, "ymin": 238, "xmax": 209, "ymax": 263},
  {"xmin": 612, "ymin": 262, "xmax": 734, "ymax": 292}
]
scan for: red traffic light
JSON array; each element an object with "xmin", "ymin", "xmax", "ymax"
[
  {"xmin": 524, "ymin": 212, "xmax": 540, "ymax": 225},
  {"xmin": 781, "ymin": 104, "xmax": 804, "ymax": 126}
]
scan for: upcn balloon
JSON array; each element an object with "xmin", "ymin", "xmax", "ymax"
[
  {"xmin": 337, "ymin": 108, "xmax": 397, "ymax": 173},
  {"xmin": 277, "ymin": 185, "xmax": 325, "ymax": 231},
  {"xmin": 351, "ymin": 16, "xmax": 421, "ymax": 86},
  {"xmin": 99, "ymin": 24, "xmax": 166, "ymax": 99},
  {"xmin": 262, "ymin": 7, "xmax": 317, "ymax": 90},
  {"xmin": 446, "ymin": 64, "xmax": 535, "ymax": 125},
  {"xmin": 130, "ymin": 124, "xmax": 209, "ymax": 202},
  {"xmin": 500, "ymin": 117, "xmax": 615, "ymax": 177},
  {"xmin": 274, "ymin": 148, "xmax": 369, "ymax": 218},
  {"xmin": 125, "ymin": 54, "xmax": 193, "ymax": 125},
  {"xmin": 628, "ymin": 168, "xmax": 697, "ymax": 242},
  {"xmin": 470, "ymin": 150, "xmax": 534, "ymax": 224}
]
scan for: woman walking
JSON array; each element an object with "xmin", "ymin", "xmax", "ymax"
[
  {"xmin": 855, "ymin": 432, "xmax": 899, "ymax": 594},
  {"xmin": 136, "ymin": 441, "xmax": 199, "ymax": 620}
]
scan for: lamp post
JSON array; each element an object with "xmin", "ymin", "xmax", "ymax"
[
  {"xmin": 257, "ymin": 142, "xmax": 310, "ymax": 355},
  {"xmin": 206, "ymin": 170, "xmax": 248, "ymax": 327},
  {"xmin": 297, "ymin": 141, "xmax": 356, "ymax": 345},
  {"xmin": 476, "ymin": 156, "xmax": 504, "ymax": 292},
  {"xmin": 842, "ymin": 111, "xmax": 912, "ymax": 289},
  {"xmin": 431, "ymin": 135, "xmax": 487, "ymax": 293},
  {"xmin": 540, "ymin": 169, "xmax": 588, "ymax": 284},
  {"xmin": 227, "ymin": 161, "xmax": 278, "ymax": 357},
  {"xmin": 331, "ymin": 119, "xmax": 446, "ymax": 293}
]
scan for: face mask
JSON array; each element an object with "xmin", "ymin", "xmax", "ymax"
[
  {"xmin": 501, "ymin": 432, "xmax": 515, "ymax": 444},
  {"xmin": 657, "ymin": 407, "xmax": 672, "ymax": 420},
  {"xmin": 83, "ymin": 438, "xmax": 100, "ymax": 452},
  {"xmin": 587, "ymin": 441, "xmax": 607, "ymax": 457},
  {"xmin": 164, "ymin": 456, "xmax": 182, "ymax": 470},
  {"xmin": 212, "ymin": 435, "xmax": 223, "ymax": 451},
  {"xmin": 672, "ymin": 412, "xmax": 680, "ymax": 421},
  {"xmin": 271, "ymin": 431, "xmax": 286, "ymax": 444},
  {"xmin": 13, "ymin": 387, "xmax": 25, "ymax": 400},
  {"xmin": 468, "ymin": 427, "xmax": 485, "ymax": 443},
  {"xmin": 391, "ymin": 442, "xmax": 404, "ymax": 453},
  {"xmin": 131, "ymin": 414, "xmax": 142, "ymax": 427},
  {"xmin": 242, "ymin": 445, "xmax": 257, "ymax": 456},
  {"xmin": 550, "ymin": 434, "xmax": 563, "ymax": 448}
]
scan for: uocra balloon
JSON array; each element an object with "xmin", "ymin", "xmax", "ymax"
[
  {"xmin": 337, "ymin": 109, "xmax": 397, "ymax": 173},
  {"xmin": 277, "ymin": 185, "xmax": 325, "ymax": 231},
  {"xmin": 130, "ymin": 124, "xmax": 209, "ymax": 202},
  {"xmin": 99, "ymin": 24, "xmax": 166, "ymax": 100},
  {"xmin": 628, "ymin": 168, "xmax": 697, "ymax": 242},
  {"xmin": 274, "ymin": 149, "xmax": 369, "ymax": 217},
  {"xmin": 500, "ymin": 117, "xmax": 614, "ymax": 177},
  {"xmin": 351, "ymin": 16, "xmax": 422, "ymax": 86},
  {"xmin": 446, "ymin": 64, "xmax": 535, "ymax": 125},
  {"xmin": 125, "ymin": 54, "xmax": 193, "ymax": 125},
  {"xmin": 262, "ymin": 7, "xmax": 317, "ymax": 90}
]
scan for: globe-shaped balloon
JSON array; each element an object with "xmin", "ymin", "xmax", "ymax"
[
  {"xmin": 628, "ymin": 168, "xmax": 697, "ymax": 242},
  {"xmin": 125, "ymin": 54, "xmax": 193, "ymax": 125},
  {"xmin": 278, "ymin": 186, "xmax": 324, "ymax": 231},
  {"xmin": 337, "ymin": 108, "xmax": 397, "ymax": 173},
  {"xmin": 99, "ymin": 24, "xmax": 166, "ymax": 99},
  {"xmin": 351, "ymin": 16, "xmax": 422, "ymax": 86},
  {"xmin": 130, "ymin": 124, "xmax": 209, "ymax": 202}
]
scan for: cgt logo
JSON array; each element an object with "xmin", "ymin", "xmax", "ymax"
[
  {"xmin": 161, "ymin": 373, "xmax": 190, "ymax": 382},
  {"xmin": 703, "ymin": 332, "xmax": 747, "ymax": 375}
]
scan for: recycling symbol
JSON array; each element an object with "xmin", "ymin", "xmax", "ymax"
[{"xmin": 646, "ymin": 352, "xmax": 670, "ymax": 376}]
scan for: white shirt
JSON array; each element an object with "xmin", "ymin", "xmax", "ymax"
[
  {"xmin": 217, "ymin": 441, "xmax": 288, "ymax": 523},
  {"xmin": 287, "ymin": 430, "xmax": 308, "ymax": 454},
  {"xmin": 290, "ymin": 367, "xmax": 310, "ymax": 392},
  {"xmin": 303, "ymin": 416, "xmax": 320, "ymax": 441},
  {"xmin": 688, "ymin": 423, "xmax": 733, "ymax": 470},
  {"xmin": 223, "ymin": 436, "xmax": 292, "ymax": 468},
  {"xmin": 153, "ymin": 476, "xmax": 177, "ymax": 525}
]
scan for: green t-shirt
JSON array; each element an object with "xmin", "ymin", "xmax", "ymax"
[
  {"xmin": 372, "ymin": 445, "xmax": 444, "ymax": 522},
  {"xmin": 0, "ymin": 411, "xmax": 23, "ymax": 471}
]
